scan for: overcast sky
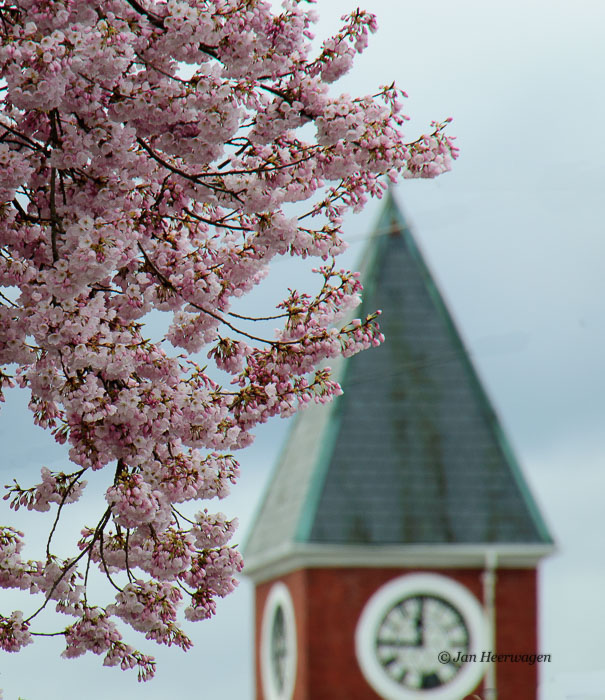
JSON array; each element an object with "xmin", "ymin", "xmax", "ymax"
[{"xmin": 2, "ymin": 1, "xmax": 605, "ymax": 698}]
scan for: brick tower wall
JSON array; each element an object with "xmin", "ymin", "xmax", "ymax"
[{"xmin": 254, "ymin": 567, "xmax": 539, "ymax": 700}]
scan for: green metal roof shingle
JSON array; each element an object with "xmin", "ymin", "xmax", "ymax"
[{"xmin": 244, "ymin": 193, "xmax": 552, "ymax": 566}]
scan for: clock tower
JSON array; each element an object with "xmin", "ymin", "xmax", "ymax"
[{"xmin": 243, "ymin": 192, "xmax": 553, "ymax": 700}]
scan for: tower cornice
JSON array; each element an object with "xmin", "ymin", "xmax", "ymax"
[{"xmin": 243, "ymin": 541, "xmax": 555, "ymax": 584}]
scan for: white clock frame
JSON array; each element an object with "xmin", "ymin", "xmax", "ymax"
[
  {"xmin": 260, "ymin": 582, "xmax": 297, "ymax": 700},
  {"xmin": 355, "ymin": 573, "xmax": 489, "ymax": 700}
]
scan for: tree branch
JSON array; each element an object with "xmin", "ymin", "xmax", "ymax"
[
  {"xmin": 138, "ymin": 242, "xmax": 295, "ymax": 346},
  {"xmin": 45, "ymin": 469, "xmax": 87, "ymax": 561},
  {"xmin": 25, "ymin": 507, "xmax": 112, "ymax": 624}
]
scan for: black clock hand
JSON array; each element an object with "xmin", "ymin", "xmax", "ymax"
[
  {"xmin": 376, "ymin": 637, "xmax": 423, "ymax": 648},
  {"xmin": 416, "ymin": 596, "xmax": 425, "ymax": 647}
]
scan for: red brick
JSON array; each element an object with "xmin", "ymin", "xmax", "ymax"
[{"xmin": 254, "ymin": 567, "xmax": 539, "ymax": 700}]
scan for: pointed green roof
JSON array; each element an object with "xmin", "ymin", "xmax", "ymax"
[{"xmin": 244, "ymin": 193, "xmax": 552, "ymax": 581}]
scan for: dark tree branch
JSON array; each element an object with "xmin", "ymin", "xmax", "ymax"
[
  {"xmin": 45, "ymin": 469, "xmax": 87, "ymax": 561},
  {"xmin": 137, "ymin": 242, "xmax": 296, "ymax": 347},
  {"xmin": 25, "ymin": 507, "xmax": 112, "ymax": 624}
]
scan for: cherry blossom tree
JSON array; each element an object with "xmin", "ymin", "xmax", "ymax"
[{"xmin": 0, "ymin": 0, "xmax": 457, "ymax": 684}]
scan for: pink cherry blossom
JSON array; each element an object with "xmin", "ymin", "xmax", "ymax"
[
  {"xmin": 0, "ymin": 0, "xmax": 455, "ymax": 683},
  {"xmin": 0, "ymin": 611, "xmax": 32, "ymax": 653}
]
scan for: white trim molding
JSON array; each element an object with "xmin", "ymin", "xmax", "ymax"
[
  {"xmin": 243, "ymin": 542, "xmax": 555, "ymax": 584},
  {"xmin": 260, "ymin": 582, "xmax": 298, "ymax": 700}
]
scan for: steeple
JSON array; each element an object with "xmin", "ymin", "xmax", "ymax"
[{"xmin": 244, "ymin": 192, "xmax": 552, "ymax": 581}]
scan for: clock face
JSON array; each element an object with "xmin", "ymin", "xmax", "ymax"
[
  {"xmin": 375, "ymin": 594, "xmax": 470, "ymax": 690},
  {"xmin": 261, "ymin": 582, "xmax": 297, "ymax": 700},
  {"xmin": 270, "ymin": 604, "xmax": 288, "ymax": 692},
  {"xmin": 356, "ymin": 574, "xmax": 488, "ymax": 700}
]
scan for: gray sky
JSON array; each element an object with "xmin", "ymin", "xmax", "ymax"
[{"xmin": 2, "ymin": 1, "xmax": 605, "ymax": 697}]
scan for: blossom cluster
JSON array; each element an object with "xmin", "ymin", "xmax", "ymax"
[
  {"xmin": 0, "ymin": 612, "xmax": 31, "ymax": 653},
  {"xmin": 4, "ymin": 467, "xmax": 86, "ymax": 512},
  {"xmin": 0, "ymin": 0, "xmax": 455, "ymax": 686},
  {"xmin": 107, "ymin": 580, "xmax": 191, "ymax": 649},
  {"xmin": 63, "ymin": 609, "xmax": 156, "ymax": 681}
]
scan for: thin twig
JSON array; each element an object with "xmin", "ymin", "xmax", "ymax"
[
  {"xmin": 0, "ymin": 290, "xmax": 18, "ymax": 308},
  {"xmin": 171, "ymin": 506, "xmax": 196, "ymax": 527},
  {"xmin": 136, "ymin": 137, "xmax": 243, "ymax": 202},
  {"xmin": 25, "ymin": 507, "xmax": 112, "ymax": 624},
  {"xmin": 124, "ymin": 528, "xmax": 134, "ymax": 583},
  {"xmin": 49, "ymin": 168, "xmax": 60, "ymax": 262},
  {"xmin": 98, "ymin": 531, "xmax": 124, "ymax": 593},
  {"xmin": 138, "ymin": 242, "xmax": 296, "ymax": 346},
  {"xmin": 228, "ymin": 309, "xmax": 288, "ymax": 321},
  {"xmin": 45, "ymin": 469, "xmax": 87, "ymax": 561}
]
